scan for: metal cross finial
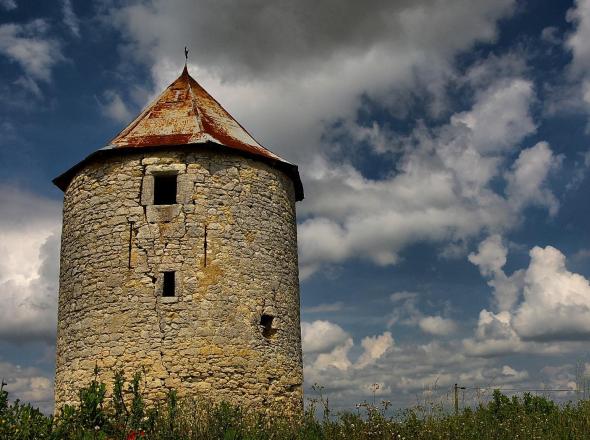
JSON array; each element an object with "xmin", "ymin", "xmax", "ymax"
[{"xmin": 184, "ymin": 46, "xmax": 189, "ymax": 64}]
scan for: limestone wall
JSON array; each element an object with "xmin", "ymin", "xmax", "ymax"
[{"xmin": 54, "ymin": 148, "xmax": 302, "ymax": 412}]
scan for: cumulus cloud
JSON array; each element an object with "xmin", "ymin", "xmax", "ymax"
[
  {"xmin": 0, "ymin": 186, "xmax": 61, "ymax": 343},
  {"xmin": 356, "ymin": 332, "xmax": 394, "ymax": 369},
  {"xmin": 301, "ymin": 320, "xmax": 350, "ymax": 354},
  {"xmin": 463, "ymin": 310, "xmax": 525, "ymax": 356},
  {"xmin": 565, "ymin": 0, "xmax": 590, "ymax": 120},
  {"xmin": 466, "ymin": 238, "xmax": 590, "ymax": 355},
  {"xmin": 505, "ymin": 142, "xmax": 561, "ymax": 215},
  {"xmin": 111, "ymin": 0, "xmax": 514, "ymax": 80},
  {"xmin": 313, "ymin": 338, "xmax": 354, "ymax": 372},
  {"xmin": 300, "ymin": 312, "xmax": 577, "ymax": 408},
  {"xmin": 418, "ymin": 316, "xmax": 458, "ymax": 336},
  {"xmin": 99, "ymin": 1, "xmax": 562, "ymax": 279},
  {"xmin": 302, "ymin": 322, "xmax": 392, "ymax": 370},
  {"xmin": 469, "ymin": 235, "xmax": 524, "ymax": 311},
  {"xmin": 387, "ymin": 291, "xmax": 457, "ymax": 336},
  {"xmin": 567, "ymin": 0, "xmax": 590, "ymax": 76},
  {"xmin": 0, "ymin": 19, "xmax": 63, "ymax": 82},
  {"xmin": 303, "ymin": 322, "xmax": 532, "ymax": 408},
  {"xmin": 102, "ymin": 0, "xmax": 516, "ymax": 169},
  {"xmin": 469, "ymin": 235, "xmax": 509, "ymax": 278},
  {"xmin": 451, "ymin": 78, "xmax": 535, "ymax": 154},
  {"xmin": 0, "ymin": 361, "xmax": 53, "ymax": 413},
  {"xmin": 513, "ymin": 246, "xmax": 590, "ymax": 341},
  {"xmin": 298, "ymin": 76, "xmax": 558, "ymax": 276}
]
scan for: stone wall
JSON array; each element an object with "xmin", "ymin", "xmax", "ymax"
[{"xmin": 54, "ymin": 148, "xmax": 303, "ymax": 413}]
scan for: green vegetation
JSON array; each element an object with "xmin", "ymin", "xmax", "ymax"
[{"xmin": 2, "ymin": 370, "xmax": 590, "ymax": 439}]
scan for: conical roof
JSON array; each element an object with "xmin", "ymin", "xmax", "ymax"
[{"xmin": 53, "ymin": 66, "xmax": 303, "ymax": 200}]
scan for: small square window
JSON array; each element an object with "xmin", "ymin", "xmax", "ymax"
[
  {"xmin": 153, "ymin": 174, "xmax": 177, "ymax": 205},
  {"xmin": 162, "ymin": 271, "xmax": 175, "ymax": 297}
]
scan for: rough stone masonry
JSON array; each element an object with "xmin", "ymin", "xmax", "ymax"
[{"xmin": 52, "ymin": 67, "xmax": 304, "ymax": 413}]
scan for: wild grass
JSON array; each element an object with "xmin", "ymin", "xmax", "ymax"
[{"xmin": 2, "ymin": 370, "xmax": 590, "ymax": 439}]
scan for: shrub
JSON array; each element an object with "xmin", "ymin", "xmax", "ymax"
[{"xmin": 2, "ymin": 371, "xmax": 590, "ymax": 439}]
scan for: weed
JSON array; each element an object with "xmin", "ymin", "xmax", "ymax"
[{"xmin": 2, "ymin": 372, "xmax": 590, "ymax": 439}]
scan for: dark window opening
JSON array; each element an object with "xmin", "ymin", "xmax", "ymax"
[
  {"xmin": 260, "ymin": 314, "xmax": 277, "ymax": 339},
  {"xmin": 153, "ymin": 174, "xmax": 177, "ymax": 205},
  {"xmin": 162, "ymin": 271, "xmax": 175, "ymax": 297}
]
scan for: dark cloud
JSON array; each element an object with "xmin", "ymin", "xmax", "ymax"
[
  {"xmin": 0, "ymin": 186, "xmax": 60, "ymax": 344},
  {"xmin": 111, "ymin": 0, "xmax": 514, "ymax": 79}
]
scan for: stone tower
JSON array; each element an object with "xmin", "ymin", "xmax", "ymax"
[{"xmin": 52, "ymin": 66, "xmax": 304, "ymax": 412}]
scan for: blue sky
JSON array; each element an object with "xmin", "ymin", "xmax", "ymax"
[{"xmin": 1, "ymin": 0, "xmax": 590, "ymax": 413}]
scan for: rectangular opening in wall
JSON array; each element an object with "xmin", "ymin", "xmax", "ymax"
[
  {"xmin": 260, "ymin": 314, "xmax": 277, "ymax": 339},
  {"xmin": 153, "ymin": 174, "xmax": 177, "ymax": 205},
  {"xmin": 162, "ymin": 271, "xmax": 175, "ymax": 297}
]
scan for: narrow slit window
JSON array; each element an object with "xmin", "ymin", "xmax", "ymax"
[
  {"xmin": 162, "ymin": 271, "xmax": 175, "ymax": 297},
  {"xmin": 153, "ymin": 174, "xmax": 177, "ymax": 205}
]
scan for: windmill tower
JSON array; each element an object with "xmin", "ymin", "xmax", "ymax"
[{"xmin": 52, "ymin": 65, "xmax": 304, "ymax": 412}]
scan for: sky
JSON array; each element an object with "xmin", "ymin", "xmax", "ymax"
[{"xmin": 1, "ymin": 0, "xmax": 590, "ymax": 414}]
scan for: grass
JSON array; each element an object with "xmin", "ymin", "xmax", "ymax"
[{"xmin": 2, "ymin": 370, "xmax": 590, "ymax": 439}]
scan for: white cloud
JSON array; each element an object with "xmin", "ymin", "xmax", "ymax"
[
  {"xmin": 98, "ymin": 90, "xmax": 133, "ymax": 123},
  {"xmin": 469, "ymin": 235, "xmax": 524, "ymax": 311},
  {"xmin": 61, "ymin": 0, "xmax": 80, "ymax": 37},
  {"xmin": 567, "ymin": 0, "xmax": 590, "ymax": 76},
  {"xmin": 304, "ymin": 327, "xmax": 393, "ymax": 375},
  {"xmin": 101, "ymin": 1, "xmax": 558, "ymax": 278},
  {"xmin": 505, "ymin": 142, "xmax": 561, "ymax": 215},
  {"xmin": 356, "ymin": 332, "xmax": 394, "ymax": 369},
  {"xmin": 312, "ymin": 338, "xmax": 354, "ymax": 372},
  {"xmin": 110, "ymin": 0, "xmax": 514, "ymax": 82},
  {"xmin": 102, "ymin": 0, "xmax": 515, "ymax": 167},
  {"xmin": 451, "ymin": 79, "xmax": 536, "ymax": 154},
  {"xmin": 14, "ymin": 75, "xmax": 42, "ymax": 97},
  {"xmin": 514, "ymin": 246, "xmax": 590, "ymax": 341},
  {"xmin": 387, "ymin": 292, "xmax": 421, "ymax": 328},
  {"xmin": 467, "ymin": 238, "xmax": 590, "ymax": 355},
  {"xmin": 0, "ymin": 19, "xmax": 63, "ymax": 82},
  {"xmin": 303, "ymin": 302, "xmax": 344, "ymax": 313},
  {"xmin": 565, "ymin": 0, "xmax": 590, "ymax": 120},
  {"xmin": 301, "ymin": 320, "xmax": 350, "ymax": 354},
  {"xmin": 387, "ymin": 291, "xmax": 457, "ymax": 336},
  {"xmin": 468, "ymin": 234, "xmax": 508, "ymax": 277},
  {"xmin": 303, "ymin": 321, "xmax": 535, "ymax": 408},
  {"xmin": 463, "ymin": 310, "xmax": 525, "ymax": 356},
  {"xmin": 390, "ymin": 291, "xmax": 419, "ymax": 303},
  {"xmin": 419, "ymin": 316, "xmax": 458, "ymax": 336},
  {"xmin": 82, "ymin": 1, "xmax": 590, "ymax": 410},
  {"xmin": 298, "ymin": 76, "xmax": 556, "ymax": 276},
  {"xmin": 566, "ymin": 149, "xmax": 590, "ymax": 191},
  {"xmin": 0, "ymin": 186, "xmax": 61, "ymax": 343}
]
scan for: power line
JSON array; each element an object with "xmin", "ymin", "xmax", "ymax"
[{"xmin": 464, "ymin": 387, "xmax": 574, "ymax": 392}]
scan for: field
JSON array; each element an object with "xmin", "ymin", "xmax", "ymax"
[{"xmin": 2, "ymin": 371, "xmax": 590, "ymax": 439}]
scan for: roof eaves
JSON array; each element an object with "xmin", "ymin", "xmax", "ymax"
[{"xmin": 52, "ymin": 142, "xmax": 304, "ymax": 201}]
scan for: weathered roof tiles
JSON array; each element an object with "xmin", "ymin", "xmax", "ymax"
[{"xmin": 53, "ymin": 66, "xmax": 303, "ymax": 200}]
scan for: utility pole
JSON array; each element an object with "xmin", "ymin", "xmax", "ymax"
[{"xmin": 454, "ymin": 383, "xmax": 465, "ymax": 415}]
